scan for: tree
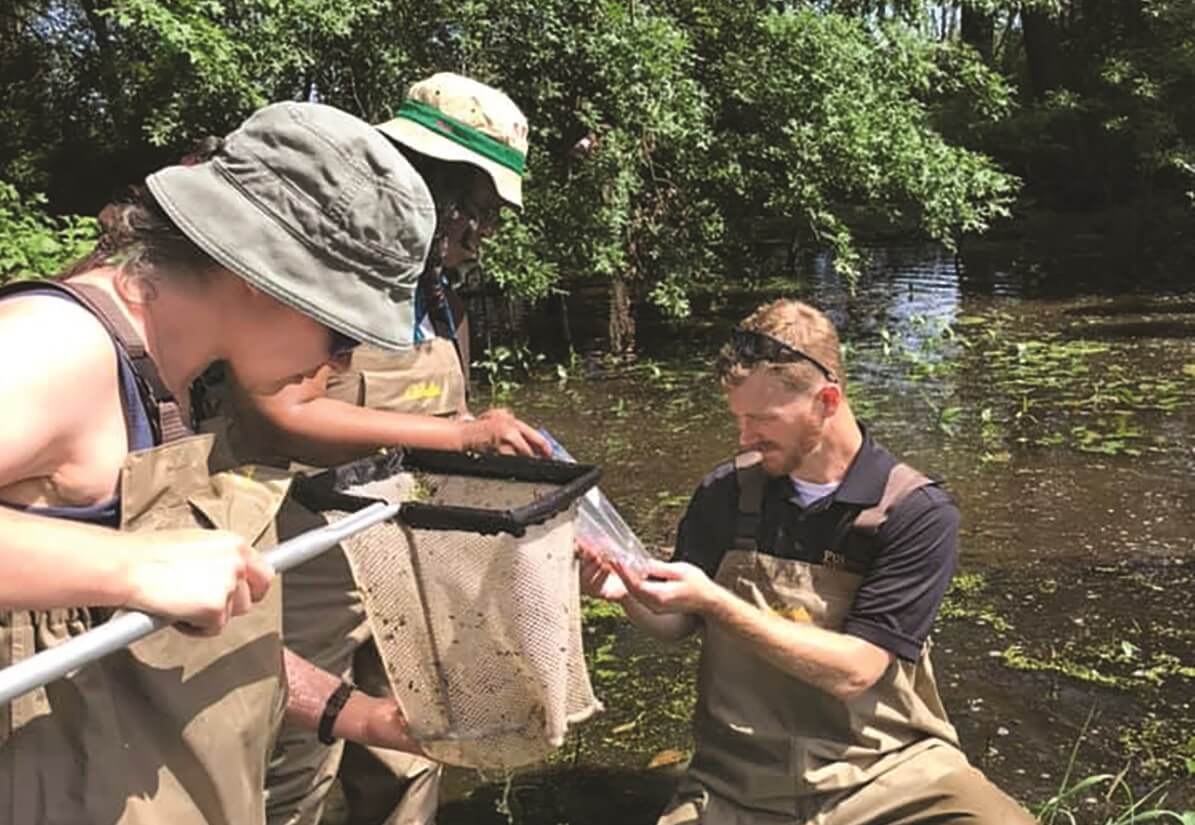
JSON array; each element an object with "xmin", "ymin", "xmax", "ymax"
[
  {"xmin": 0, "ymin": 0, "xmax": 418, "ymax": 213},
  {"xmin": 978, "ymin": 0, "xmax": 1195, "ymax": 214},
  {"xmin": 666, "ymin": 1, "xmax": 1017, "ymax": 279},
  {"xmin": 1, "ymin": 1, "xmax": 1027, "ymax": 356},
  {"xmin": 432, "ymin": 0, "xmax": 717, "ymax": 355}
]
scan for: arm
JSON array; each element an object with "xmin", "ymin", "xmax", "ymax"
[
  {"xmin": 0, "ymin": 509, "xmax": 272, "ymax": 631},
  {"xmin": 283, "ymin": 648, "xmax": 422, "ymax": 753},
  {"xmin": 579, "ymin": 469, "xmax": 741, "ymax": 642},
  {"xmin": 616, "ymin": 559, "xmax": 891, "ymax": 701},
  {"xmin": 617, "ymin": 486, "xmax": 962, "ymax": 701},
  {"xmin": 0, "ymin": 297, "xmax": 272, "ymax": 630},
  {"xmin": 236, "ymin": 367, "xmax": 549, "ymax": 466}
]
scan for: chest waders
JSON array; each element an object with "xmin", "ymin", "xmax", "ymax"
[
  {"xmin": 663, "ymin": 454, "xmax": 961, "ymax": 825},
  {"xmin": 323, "ymin": 287, "xmax": 470, "ymax": 418},
  {"xmin": 265, "ymin": 299, "xmax": 469, "ymax": 825},
  {"xmin": 0, "ymin": 281, "xmax": 290, "ymax": 825},
  {"xmin": 322, "ymin": 337, "xmax": 467, "ymax": 417}
]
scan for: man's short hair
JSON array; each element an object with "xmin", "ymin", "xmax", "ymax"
[{"xmin": 716, "ymin": 299, "xmax": 845, "ymax": 393}]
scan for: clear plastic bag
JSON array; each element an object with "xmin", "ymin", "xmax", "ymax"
[{"xmin": 539, "ymin": 429, "xmax": 652, "ymax": 575}]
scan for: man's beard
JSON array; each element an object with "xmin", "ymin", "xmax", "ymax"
[{"xmin": 755, "ymin": 431, "xmax": 820, "ymax": 477}]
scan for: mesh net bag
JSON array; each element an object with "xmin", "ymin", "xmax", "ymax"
[{"xmin": 295, "ymin": 450, "xmax": 603, "ymax": 770}]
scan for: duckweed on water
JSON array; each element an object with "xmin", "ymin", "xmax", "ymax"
[
  {"xmin": 937, "ymin": 572, "xmax": 1014, "ymax": 633},
  {"xmin": 862, "ymin": 309, "xmax": 1195, "ymax": 459}
]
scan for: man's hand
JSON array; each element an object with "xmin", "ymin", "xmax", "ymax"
[
  {"xmin": 122, "ymin": 529, "xmax": 274, "ymax": 634},
  {"xmin": 577, "ymin": 538, "xmax": 628, "ymax": 602},
  {"xmin": 576, "ymin": 541, "xmax": 702, "ymax": 642},
  {"xmin": 461, "ymin": 408, "xmax": 551, "ymax": 457},
  {"xmin": 611, "ymin": 558, "xmax": 720, "ymax": 616}
]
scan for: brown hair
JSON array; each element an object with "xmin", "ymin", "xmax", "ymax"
[
  {"xmin": 716, "ymin": 299, "xmax": 845, "ymax": 393},
  {"xmin": 61, "ymin": 138, "xmax": 224, "ymax": 286}
]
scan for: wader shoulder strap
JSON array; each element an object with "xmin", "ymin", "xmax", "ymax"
[
  {"xmin": 54, "ymin": 281, "xmax": 191, "ymax": 444},
  {"xmin": 852, "ymin": 462, "xmax": 932, "ymax": 535},
  {"xmin": 732, "ymin": 451, "xmax": 765, "ymax": 551}
]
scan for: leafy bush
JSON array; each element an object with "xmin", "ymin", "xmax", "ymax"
[{"xmin": 0, "ymin": 182, "xmax": 97, "ymax": 284}]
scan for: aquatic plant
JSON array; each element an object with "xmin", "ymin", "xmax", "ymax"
[
  {"xmin": 1036, "ymin": 710, "xmax": 1194, "ymax": 825},
  {"xmin": 473, "ymin": 344, "xmax": 547, "ymax": 396}
]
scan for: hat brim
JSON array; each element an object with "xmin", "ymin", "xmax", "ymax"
[
  {"xmin": 147, "ymin": 163, "xmax": 417, "ymax": 352},
  {"xmin": 376, "ymin": 117, "xmax": 523, "ymax": 208}
]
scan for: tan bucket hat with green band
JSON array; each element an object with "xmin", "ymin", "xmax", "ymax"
[
  {"xmin": 375, "ymin": 73, "xmax": 529, "ymax": 208},
  {"xmin": 146, "ymin": 101, "xmax": 436, "ymax": 351}
]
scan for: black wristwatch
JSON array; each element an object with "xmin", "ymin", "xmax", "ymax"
[{"xmin": 318, "ymin": 681, "xmax": 356, "ymax": 745}]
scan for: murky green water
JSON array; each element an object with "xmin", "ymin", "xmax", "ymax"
[{"xmin": 430, "ymin": 245, "xmax": 1194, "ymax": 823}]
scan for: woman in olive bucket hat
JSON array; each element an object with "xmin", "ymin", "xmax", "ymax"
[
  {"xmin": 240, "ymin": 75, "xmax": 551, "ymax": 825},
  {"xmin": 0, "ymin": 101, "xmax": 436, "ymax": 825}
]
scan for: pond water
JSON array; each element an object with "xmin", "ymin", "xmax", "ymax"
[{"xmin": 368, "ymin": 243, "xmax": 1195, "ymax": 823}]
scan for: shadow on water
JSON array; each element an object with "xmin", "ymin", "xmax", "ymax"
[
  {"xmin": 439, "ymin": 768, "xmax": 678, "ymax": 825},
  {"xmin": 1062, "ymin": 300, "xmax": 1195, "ymax": 318},
  {"xmin": 1058, "ymin": 319, "xmax": 1195, "ymax": 340}
]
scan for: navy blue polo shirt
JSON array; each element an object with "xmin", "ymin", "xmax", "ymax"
[{"xmin": 672, "ymin": 428, "xmax": 959, "ymax": 662}]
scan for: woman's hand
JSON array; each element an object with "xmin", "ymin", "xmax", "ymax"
[
  {"xmin": 360, "ymin": 695, "xmax": 426, "ymax": 755},
  {"xmin": 121, "ymin": 529, "xmax": 274, "ymax": 634},
  {"xmin": 461, "ymin": 408, "xmax": 551, "ymax": 457}
]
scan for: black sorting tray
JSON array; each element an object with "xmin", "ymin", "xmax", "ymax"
[{"xmin": 292, "ymin": 449, "xmax": 601, "ymax": 538}]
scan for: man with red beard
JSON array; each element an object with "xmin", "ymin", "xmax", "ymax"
[{"xmin": 581, "ymin": 299, "xmax": 1032, "ymax": 824}]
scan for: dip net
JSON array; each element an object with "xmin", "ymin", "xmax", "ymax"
[{"xmin": 294, "ymin": 450, "xmax": 603, "ymax": 769}]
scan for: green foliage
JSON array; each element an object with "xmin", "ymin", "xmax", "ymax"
[
  {"xmin": 472, "ymin": 342, "xmax": 546, "ymax": 396},
  {"xmin": 1037, "ymin": 712, "xmax": 1193, "ymax": 825},
  {"xmin": 0, "ymin": 0, "xmax": 419, "ymax": 210},
  {"xmin": 0, "ymin": 182, "xmax": 97, "ymax": 283},
  {"xmin": 865, "ymin": 307, "xmax": 1194, "ymax": 460},
  {"xmin": 483, "ymin": 211, "xmax": 559, "ymax": 302},
  {"xmin": 664, "ymin": 2, "xmax": 1017, "ymax": 281},
  {"xmin": 1, "ymin": 0, "xmax": 1019, "ymax": 344},
  {"xmin": 444, "ymin": 0, "xmax": 719, "ymax": 320},
  {"xmin": 976, "ymin": 0, "xmax": 1195, "ymax": 209}
]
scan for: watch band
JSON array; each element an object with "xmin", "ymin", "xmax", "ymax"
[{"xmin": 317, "ymin": 681, "xmax": 355, "ymax": 745}]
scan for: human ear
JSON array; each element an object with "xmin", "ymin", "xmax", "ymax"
[
  {"xmin": 111, "ymin": 266, "xmax": 159, "ymax": 304},
  {"xmin": 817, "ymin": 384, "xmax": 842, "ymax": 418}
]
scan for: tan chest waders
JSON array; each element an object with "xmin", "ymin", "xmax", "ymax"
[
  {"xmin": 324, "ymin": 338, "xmax": 468, "ymax": 417},
  {"xmin": 0, "ymin": 278, "xmax": 291, "ymax": 824},
  {"xmin": 662, "ymin": 457, "xmax": 960, "ymax": 824},
  {"xmin": 0, "ymin": 434, "xmax": 291, "ymax": 825}
]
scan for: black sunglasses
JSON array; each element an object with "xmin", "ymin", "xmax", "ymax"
[
  {"xmin": 328, "ymin": 327, "xmax": 361, "ymax": 359},
  {"xmin": 730, "ymin": 328, "xmax": 837, "ymax": 383}
]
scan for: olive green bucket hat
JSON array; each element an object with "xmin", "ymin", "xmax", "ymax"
[
  {"xmin": 146, "ymin": 101, "xmax": 435, "ymax": 351},
  {"xmin": 375, "ymin": 73, "xmax": 529, "ymax": 208}
]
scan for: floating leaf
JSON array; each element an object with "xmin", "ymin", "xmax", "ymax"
[{"xmin": 647, "ymin": 748, "xmax": 689, "ymax": 769}]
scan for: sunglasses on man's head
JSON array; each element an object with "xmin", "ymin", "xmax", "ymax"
[
  {"xmin": 328, "ymin": 327, "xmax": 361, "ymax": 359},
  {"xmin": 730, "ymin": 328, "xmax": 837, "ymax": 383}
]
